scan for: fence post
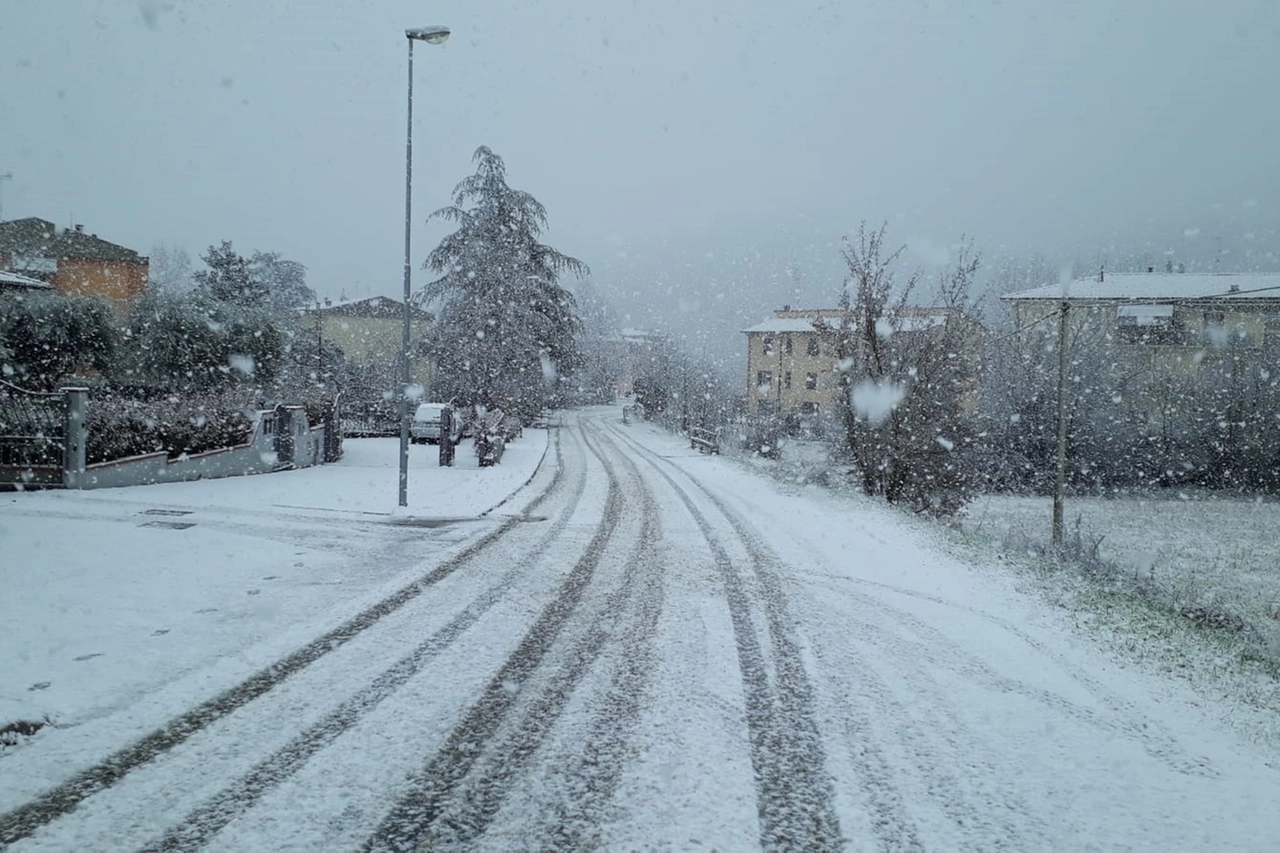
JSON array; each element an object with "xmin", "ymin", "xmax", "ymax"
[
  {"xmin": 323, "ymin": 398, "xmax": 343, "ymax": 463},
  {"xmin": 274, "ymin": 404, "xmax": 295, "ymax": 468},
  {"xmin": 62, "ymin": 386, "xmax": 88, "ymax": 489},
  {"xmin": 438, "ymin": 406, "xmax": 455, "ymax": 467}
]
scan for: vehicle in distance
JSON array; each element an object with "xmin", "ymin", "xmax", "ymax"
[{"xmin": 410, "ymin": 402, "xmax": 452, "ymax": 444}]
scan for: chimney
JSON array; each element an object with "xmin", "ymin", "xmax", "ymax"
[
  {"xmin": 1098, "ymin": 265, "xmax": 1105, "ymax": 283},
  {"xmin": 74, "ymin": 223, "xmax": 83, "ymax": 233},
  {"xmin": 782, "ymin": 304, "xmax": 790, "ymax": 311},
  {"xmin": 1229, "ymin": 283, "xmax": 1240, "ymax": 293},
  {"xmin": 1147, "ymin": 266, "xmax": 1154, "ymax": 273},
  {"xmin": 1166, "ymin": 260, "xmax": 1173, "ymax": 273}
]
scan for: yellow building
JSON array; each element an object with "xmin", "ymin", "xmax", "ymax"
[
  {"xmin": 309, "ymin": 295, "xmax": 434, "ymax": 390},
  {"xmin": 744, "ymin": 305, "xmax": 984, "ymax": 427},
  {"xmin": 742, "ymin": 307, "xmax": 846, "ymax": 421},
  {"xmin": 1003, "ymin": 270, "xmax": 1280, "ymax": 433},
  {"xmin": 1004, "ymin": 272, "xmax": 1280, "ymax": 358}
]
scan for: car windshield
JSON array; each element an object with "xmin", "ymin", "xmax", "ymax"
[{"xmin": 4, "ymin": 3, "xmax": 1280, "ymax": 850}]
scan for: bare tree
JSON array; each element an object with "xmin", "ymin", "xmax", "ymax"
[
  {"xmin": 827, "ymin": 223, "xmax": 984, "ymax": 515},
  {"xmin": 839, "ymin": 221, "xmax": 918, "ymax": 378}
]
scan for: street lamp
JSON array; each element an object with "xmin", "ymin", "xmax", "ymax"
[
  {"xmin": 0, "ymin": 172, "xmax": 13, "ymax": 222},
  {"xmin": 399, "ymin": 24, "xmax": 450, "ymax": 508}
]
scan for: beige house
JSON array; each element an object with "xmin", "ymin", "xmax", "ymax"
[
  {"xmin": 744, "ymin": 305, "xmax": 983, "ymax": 425},
  {"xmin": 309, "ymin": 295, "xmax": 434, "ymax": 389},
  {"xmin": 614, "ymin": 327, "xmax": 665, "ymax": 398},
  {"xmin": 1003, "ymin": 271, "xmax": 1280, "ymax": 354},
  {"xmin": 742, "ymin": 307, "xmax": 846, "ymax": 420},
  {"xmin": 1002, "ymin": 270, "xmax": 1280, "ymax": 430}
]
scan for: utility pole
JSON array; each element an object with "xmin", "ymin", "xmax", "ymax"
[
  {"xmin": 1052, "ymin": 299, "xmax": 1070, "ymax": 547},
  {"xmin": 315, "ymin": 300, "xmax": 324, "ymax": 384},
  {"xmin": 0, "ymin": 172, "xmax": 12, "ymax": 222},
  {"xmin": 776, "ymin": 336, "xmax": 783, "ymax": 416}
]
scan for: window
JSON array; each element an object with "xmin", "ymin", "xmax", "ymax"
[
  {"xmin": 783, "ymin": 371, "xmax": 792, "ymax": 389},
  {"xmin": 756, "ymin": 370, "xmax": 773, "ymax": 389},
  {"xmin": 806, "ymin": 336, "xmax": 820, "ymax": 356},
  {"xmin": 1265, "ymin": 315, "xmax": 1280, "ymax": 349},
  {"xmin": 799, "ymin": 401, "xmax": 819, "ymax": 416},
  {"xmin": 1202, "ymin": 310, "xmax": 1226, "ymax": 346},
  {"xmin": 762, "ymin": 336, "xmax": 774, "ymax": 356},
  {"xmin": 783, "ymin": 336, "xmax": 793, "ymax": 355},
  {"xmin": 805, "ymin": 372, "xmax": 818, "ymax": 390},
  {"xmin": 1116, "ymin": 304, "xmax": 1180, "ymax": 344}
]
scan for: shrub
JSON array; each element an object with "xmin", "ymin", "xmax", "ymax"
[{"xmin": 86, "ymin": 393, "xmax": 255, "ymax": 463}]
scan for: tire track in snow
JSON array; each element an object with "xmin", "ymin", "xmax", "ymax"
[
  {"xmin": 362, "ymin": 421, "xmax": 632, "ymax": 852},
  {"xmin": 625, "ymin": 431, "xmax": 1036, "ymax": 848},
  {"xmin": 0, "ymin": 432, "xmax": 564, "ymax": 848},
  {"xmin": 137, "ymin": 430, "xmax": 593, "ymax": 852},
  {"xmin": 604, "ymin": 420, "xmax": 844, "ymax": 851},
  {"xmin": 815, "ymin": 613, "xmax": 1046, "ymax": 848},
  {"xmin": 732, "ymin": 497, "xmax": 1217, "ymax": 845},
  {"xmin": 522, "ymin": 420, "xmax": 666, "ymax": 851}
]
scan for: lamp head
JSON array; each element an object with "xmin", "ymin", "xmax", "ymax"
[{"xmin": 406, "ymin": 25, "xmax": 450, "ymax": 45}]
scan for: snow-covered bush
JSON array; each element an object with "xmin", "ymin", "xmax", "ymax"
[
  {"xmin": 0, "ymin": 292, "xmax": 118, "ymax": 390},
  {"xmin": 114, "ymin": 290, "xmax": 284, "ymax": 393},
  {"xmin": 85, "ymin": 393, "xmax": 255, "ymax": 463}
]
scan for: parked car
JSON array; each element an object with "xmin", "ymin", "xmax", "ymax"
[{"xmin": 410, "ymin": 403, "xmax": 452, "ymax": 444}]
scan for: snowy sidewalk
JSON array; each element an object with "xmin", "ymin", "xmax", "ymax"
[{"xmin": 1, "ymin": 433, "xmax": 548, "ymax": 738}]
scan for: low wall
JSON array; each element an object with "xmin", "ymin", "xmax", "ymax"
[
  {"xmin": 2, "ymin": 399, "xmax": 335, "ymax": 491},
  {"xmin": 0, "ymin": 465, "xmax": 62, "ymax": 489},
  {"xmin": 81, "ymin": 413, "xmax": 328, "ymax": 490}
]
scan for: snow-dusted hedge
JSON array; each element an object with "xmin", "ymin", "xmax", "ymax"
[{"xmin": 85, "ymin": 394, "xmax": 254, "ymax": 464}]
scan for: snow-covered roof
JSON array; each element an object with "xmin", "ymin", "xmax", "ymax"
[
  {"xmin": 742, "ymin": 317, "xmax": 823, "ymax": 334},
  {"xmin": 0, "ymin": 269, "xmax": 53, "ymax": 290},
  {"xmin": 0, "ymin": 217, "xmax": 145, "ymax": 264},
  {"xmin": 311, "ymin": 294, "xmax": 431, "ymax": 320},
  {"xmin": 1003, "ymin": 272, "xmax": 1280, "ymax": 302}
]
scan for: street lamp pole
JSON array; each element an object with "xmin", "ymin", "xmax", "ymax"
[
  {"xmin": 0, "ymin": 172, "xmax": 12, "ymax": 222},
  {"xmin": 399, "ymin": 25, "xmax": 450, "ymax": 508}
]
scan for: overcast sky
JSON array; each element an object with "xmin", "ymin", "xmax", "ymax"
[{"xmin": 4, "ymin": 0, "xmax": 1279, "ymax": 360}]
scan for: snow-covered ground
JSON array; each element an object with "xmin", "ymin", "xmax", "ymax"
[
  {"xmin": 1, "ymin": 434, "xmax": 547, "ymax": 739},
  {"xmin": 745, "ymin": 439, "xmax": 1280, "ymax": 658},
  {"xmin": 4, "ymin": 411, "xmax": 1280, "ymax": 849},
  {"xmin": 736, "ymin": 437, "xmax": 1280, "ymax": 746},
  {"xmin": 963, "ymin": 493, "xmax": 1280, "ymax": 635}
]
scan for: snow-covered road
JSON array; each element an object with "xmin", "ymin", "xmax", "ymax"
[{"xmin": 3, "ymin": 408, "xmax": 1279, "ymax": 850}]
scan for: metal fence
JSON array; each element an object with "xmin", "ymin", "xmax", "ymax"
[{"xmin": 0, "ymin": 380, "xmax": 66, "ymax": 469}]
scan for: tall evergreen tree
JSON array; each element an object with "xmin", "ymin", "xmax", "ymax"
[
  {"xmin": 420, "ymin": 146, "xmax": 587, "ymax": 419},
  {"xmin": 194, "ymin": 240, "xmax": 268, "ymax": 306}
]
